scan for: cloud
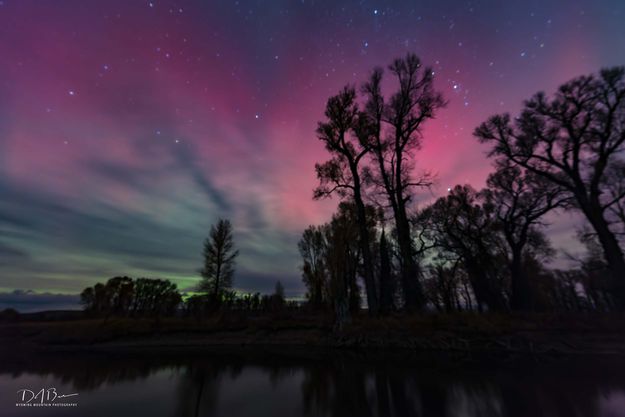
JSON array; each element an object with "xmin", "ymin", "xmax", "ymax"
[
  {"xmin": 0, "ymin": 290, "xmax": 80, "ymax": 313},
  {"xmin": 0, "ymin": 242, "xmax": 30, "ymax": 265}
]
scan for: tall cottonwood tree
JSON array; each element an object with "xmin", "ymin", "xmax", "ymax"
[
  {"xmin": 361, "ymin": 54, "xmax": 445, "ymax": 310},
  {"xmin": 421, "ymin": 185, "xmax": 508, "ymax": 312},
  {"xmin": 314, "ymin": 87, "xmax": 379, "ymax": 315},
  {"xmin": 475, "ymin": 67, "xmax": 625, "ymax": 308},
  {"xmin": 482, "ymin": 164, "xmax": 565, "ymax": 310},
  {"xmin": 199, "ymin": 218, "xmax": 239, "ymax": 301}
]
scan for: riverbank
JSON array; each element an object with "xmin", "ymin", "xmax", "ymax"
[{"xmin": 2, "ymin": 312, "xmax": 625, "ymax": 356}]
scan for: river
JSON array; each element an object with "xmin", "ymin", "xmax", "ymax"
[{"xmin": 1, "ymin": 348, "xmax": 624, "ymax": 416}]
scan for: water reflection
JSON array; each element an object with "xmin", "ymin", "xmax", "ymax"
[{"xmin": 0, "ymin": 349, "xmax": 624, "ymax": 417}]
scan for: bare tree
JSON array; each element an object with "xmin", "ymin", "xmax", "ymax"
[
  {"xmin": 298, "ymin": 225, "xmax": 328, "ymax": 308},
  {"xmin": 361, "ymin": 54, "xmax": 445, "ymax": 310},
  {"xmin": 481, "ymin": 163, "xmax": 565, "ymax": 310},
  {"xmin": 474, "ymin": 67, "xmax": 625, "ymax": 307},
  {"xmin": 314, "ymin": 87, "xmax": 379, "ymax": 315},
  {"xmin": 420, "ymin": 185, "xmax": 508, "ymax": 312},
  {"xmin": 323, "ymin": 203, "xmax": 362, "ymax": 327}
]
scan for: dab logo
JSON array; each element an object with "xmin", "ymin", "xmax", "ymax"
[{"xmin": 16, "ymin": 388, "xmax": 79, "ymax": 407}]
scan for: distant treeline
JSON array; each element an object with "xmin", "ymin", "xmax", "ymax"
[
  {"xmin": 80, "ymin": 277, "xmax": 182, "ymax": 317},
  {"xmin": 80, "ymin": 276, "xmax": 289, "ymax": 318},
  {"xmin": 300, "ymin": 53, "xmax": 625, "ymax": 325}
]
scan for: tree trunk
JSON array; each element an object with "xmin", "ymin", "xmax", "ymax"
[
  {"xmin": 509, "ymin": 247, "xmax": 532, "ymax": 311},
  {"xmin": 395, "ymin": 209, "xmax": 424, "ymax": 310},
  {"xmin": 466, "ymin": 260, "xmax": 507, "ymax": 312},
  {"xmin": 379, "ymin": 232, "xmax": 394, "ymax": 314},
  {"xmin": 583, "ymin": 202, "xmax": 625, "ymax": 309},
  {"xmin": 353, "ymin": 183, "xmax": 379, "ymax": 316},
  {"xmin": 333, "ymin": 285, "xmax": 351, "ymax": 331}
]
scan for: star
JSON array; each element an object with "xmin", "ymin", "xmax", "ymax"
[{"xmin": 68, "ymin": 90, "xmax": 76, "ymax": 96}]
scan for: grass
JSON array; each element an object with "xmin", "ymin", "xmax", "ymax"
[{"xmin": 2, "ymin": 311, "xmax": 624, "ymax": 355}]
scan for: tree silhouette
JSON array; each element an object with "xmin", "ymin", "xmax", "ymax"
[
  {"xmin": 604, "ymin": 160, "xmax": 625, "ymax": 239},
  {"xmin": 199, "ymin": 218, "xmax": 239, "ymax": 303},
  {"xmin": 425, "ymin": 262, "xmax": 463, "ymax": 313},
  {"xmin": 133, "ymin": 278, "xmax": 182, "ymax": 316},
  {"xmin": 314, "ymin": 87, "xmax": 379, "ymax": 315},
  {"xmin": 378, "ymin": 230, "xmax": 395, "ymax": 313},
  {"xmin": 421, "ymin": 185, "xmax": 508, "ymax": 311},
  {"xmin": 272, "ymin": 280, "xmax": 286, "ymax": 310},
  {"xmin": 106, "ymin": 276, "xmax": 134, "ymax": 315},
  {"xmin": 475, "ymin": 67, "xmax": 625, "ymax": 308},
  {"xmin": 324, "ymin": 203, "xmax": 365, "ymax": 326},
  {"xmin": 482, "ymin": 163, "xmax": 565, "ymax": 310},
  {"xmin": 80, "ymin": 277, "xmax": 181, "ymax": 316},
  {"xmin": 298, "ymin": 225, "xmax": 328, "ymax": 309},
  {"xmin": 361, "ymin": 53, "xmax": 445, "ymax": 310}
]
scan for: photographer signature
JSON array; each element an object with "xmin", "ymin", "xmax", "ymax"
[{"xmin": 17, "ymin": 388, "xmax": 79, "ymax": 404}]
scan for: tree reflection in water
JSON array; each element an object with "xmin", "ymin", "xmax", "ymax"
[{"xmin": 1, "ymin": 349, "xmax": 623, "ymax": 417}]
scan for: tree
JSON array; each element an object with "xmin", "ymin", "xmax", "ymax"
[
  {"xmin": 421, "ymin": 185, "xmax": 508, "ymax": 312},
  {"xmin": 298, "ymin": 225, "xmax": 328, "ymax": 308},
  {"xmin": 298, "ymin": 203, "xmax": 375, "ymax": 323},
  {"xmin": 271, "ymin": 280, "xmax": 286, "ymax": 311},
  {"xmin": 133, "ymin": 278, "xmax": 182, "ymax": 316},
  {"xmin": 80, "ymin": 287, "xmax": 95, "ymax": 312},
  {"xmin": 604, "ymin": 160, "xmax": 625, "ymax": 240},
  {"xmin": 106, "ymin": 276, "xmax": 134, "ymax": 315},
  {"xmin": 80, "ymin": 277, "xmax": 181, "ymax": 317},
  {"xmin": 80, "ymin": 276, "xmax": 133, "ymax": 316},
  {"xmin": 425, "ymin": 263, "xmax": 461, "ymax": 313},
  {"xmin": 474, "ymin": 67, "xmax": 625, "ymax": 307},
  {"xmin": 314, "ymin": 87, "xmax": 379, "ymax": 315},
  {"xmin": 361, "ymin": 54, "xmax": 445, "ymax": 310},
  {"xmin": 481, "ymin": 164, "xmax": 565, "ymax": 310},
  {"xmin": 323, "ymin": 206, "xmax": 360, "ymax": 327},
  {"xmin": 274, "ymin": 280, "xmax": 285, "ymax": 300},
  {"xmin": 378, "ymin": 230, "xmax": 395, "ymax": 313},
  {"xmin": 199, "ymin": 219, "xmax": 239, "ymax": 303}
]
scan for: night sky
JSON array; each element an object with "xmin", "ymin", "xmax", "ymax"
[{"xmin": 1, "ymin": 0, "xmax": 624, "ymax": 305}]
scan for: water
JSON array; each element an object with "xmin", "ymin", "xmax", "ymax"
[{"xmin": 1, "ymin": 348, "xmax": 624, "ymax": 417}]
